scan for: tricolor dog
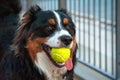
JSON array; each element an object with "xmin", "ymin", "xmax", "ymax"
[{"xmin": 0, "ymin": 5, "xmax": 77, "ymax": 80}]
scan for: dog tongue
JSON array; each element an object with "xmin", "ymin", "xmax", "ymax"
[{"xmin": 65, "ymin": 58, "xmax": 73, "ymax": 70}]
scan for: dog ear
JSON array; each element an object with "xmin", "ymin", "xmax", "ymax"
[
  {"xmin": 29, "ymin": 5, "xmax": 41, "ymax": 14},
  {"xmin": 22, "ymin": 5, "xmax": 42, "ymax": 25},
  {"xmin": 13, "ymin": 5, "xmax": 41, "ymax": 48}
]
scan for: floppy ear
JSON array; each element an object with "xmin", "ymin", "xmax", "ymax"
[
  {"xmin": 22, "ymin": 5, "xmax": 41, "ymax": 25},
  {"xmin": 13, "ymin": 5, "xmax": 41, "ymax": 47}
]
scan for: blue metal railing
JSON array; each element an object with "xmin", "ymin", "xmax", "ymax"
[{"xmin": 68, "ymin": 0, "xmax": 116, "ymax": 79}]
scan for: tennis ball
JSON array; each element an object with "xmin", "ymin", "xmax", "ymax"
[{"xmin": 50, "ymin": 48, "xmax": 70, "ymax": 63}]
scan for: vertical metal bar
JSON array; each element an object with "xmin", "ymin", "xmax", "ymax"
[
  {"xmin": 26, "ymin": 0, "xmax": 32, "ymax": 9},
  {"xmin": 53, "ymin": 0, "xmax": 54, "ymax": 10},
  {"xmin": 111, "ymin": 0, "xmax": 114, "ymax": 75},
  {"xmin": 51, "ymin": 0, "xmax": 52, "ymax": 9},
  {"xmin": 43, "ymin": 1, "xmax": 44, "ymax": 9},
  {"xmin": 99, "ymin": 0, "xmax": 101, "ymax": 69},
  {"xmin": 55, "ymin": 0, "xmax": 56, "ymax": 10},
  {"xmin": 43, "ymin": 1, "xmax": 46, "ymax": 10},
  {"xmin": 48, "ymin": 0, "xmax": 49, "ymax": 10},
  {"xmin": 70, "ymin": 0, "xmax": 72, "ymax": 15},
  {"xmin": 74, "ymin": 0, "xmax": 76, "ymax": 22},
  {"xmin": 51, "ymin": 0, "xmax": 53, "ymax": 10},
  {"xmin": 71, "ymin": 0, "xmax": 73, "ymax": 18},
  {"xmin": 50, "ymin": 0, "xmax": 51, "ymax": 9},
  {"xmin": 44, "ymin": 0, "xmax": 45, "ymax": 9},
  {"xmin": 56, "ymin": 0, "xmax": 58, "ymax": 9},
  {"xmin": 88, "ymin": 0, "xmax": 90, "ymax": 63},
  {"xmin": 56, "ymin": 0, "xmax": 57, "ymax": 9},
  {"xmin": 49, "ymin": 0, "xmax": 50, "ymax": 10},
  {"xmin": 43, "ymin": 1, "xmax": 47, "ymax": 10},
  {"xmin": 78, "ymin": 0, "xmax": 81, "ymax": 58},
  {"xmin": 83, "ymin": 0, "xmax": 86, "ymax": 61},
  {"xmin": 116, "ymin": 0, "xmax": 120, "ymax": 79},
  {"xmin": 59, "ymin": 0, "xmax": 66, "ymax": 9},
  {"xmin": 105, "ymin": 0, "xmax": 107, "ymax": 72},
  {"xmin": 93, "ymin": 0, "xmax": 96, "ymax": 66}
]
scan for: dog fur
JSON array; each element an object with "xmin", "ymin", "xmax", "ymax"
[{"xmin": 0, "ymin": 5, "xmax": 77, "ymax": 80}]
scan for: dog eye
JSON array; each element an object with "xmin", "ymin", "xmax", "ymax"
[
  {"xmin": 46, "ymin": 26, "xmax": 54, "ymax": 31},
  {"xmin": 65, "ymin": 25, "xmax": 71, "ymax": 30}
]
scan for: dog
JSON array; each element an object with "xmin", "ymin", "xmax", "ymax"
[{"xmin": 0, "ymin": 5, "xmax": 77, "ymax": 80}]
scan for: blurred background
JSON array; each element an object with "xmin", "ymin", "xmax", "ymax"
[{"xmin": 1, "ymin": 0, "xmax": 119, "ymax": 80}]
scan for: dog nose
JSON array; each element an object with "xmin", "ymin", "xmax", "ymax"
[{"xmin": 59, "ymin": 35, "xmax": 72, "ymax": 46}]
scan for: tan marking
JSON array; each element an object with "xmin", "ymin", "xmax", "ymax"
[
  {"xmin": 25, "ymin": 34, "xmax": 48, "ymax": 61},
  {"xmin": 22, "ymin": 11, "xmax": 31, "ymax": 25},
  {"xmin": 48, "ymin": 19, "xmax": 56, "ymax": 25},
  {"xmin": 63, "ymin": 18, "xmax": 69, "ymax": 24},
  {"xmin": 70, "ymin": 36, "xmax": 77, "ymax": 58}
]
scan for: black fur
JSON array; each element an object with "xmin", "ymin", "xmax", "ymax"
[
  {"xmin": 0, "ymin": 49, "xmax": 47, "ymax": 80},
  {"xmin": 0, "ymin": 0, "xmax": 21, "ymax": 61},
  {"xmin": 0, "ymin": 5, "xmax": 77, "ymax": 80}
]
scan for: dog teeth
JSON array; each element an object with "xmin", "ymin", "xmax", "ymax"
[{"xmin": 58, "ymin": 62, "xmax": 65, "ymax": 66}]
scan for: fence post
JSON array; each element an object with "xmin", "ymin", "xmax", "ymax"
[
  {"xmin": 26, "ymin": 0, "xmax": 35, "ymax": 9},
  {"xmin": 116, "ymin": 0, "xmax": 120, "ymax": 80},
  {"xmin": 58, "ymin": 0, "xmax": 67, "ymax": 9}
]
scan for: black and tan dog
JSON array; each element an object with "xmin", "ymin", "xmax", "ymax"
[{"xmin": 0, "ymin": 5, "xmax": 77, "ymax": 80}]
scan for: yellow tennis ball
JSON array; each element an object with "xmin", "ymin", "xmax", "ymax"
[{"xmin": 50, "ymin": 48, "xmax": 70, "ymax": 63}]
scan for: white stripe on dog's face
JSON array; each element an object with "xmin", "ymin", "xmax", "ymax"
[
  {"xmin": 45, "ymin": 11, "xmax": 71, "ymax": 47},
  {"xmin": 53, "ymin": 11, "xmax": 62, "ymax": 29}
]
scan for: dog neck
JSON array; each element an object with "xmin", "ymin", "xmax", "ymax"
[{"xmin": 34, "ymin": 51, "xmax": 67, "ymax": 80}]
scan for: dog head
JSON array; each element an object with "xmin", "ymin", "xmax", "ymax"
[{"xmin": 13, "ymin": 5, "xmax": 77, "ymax": 71}]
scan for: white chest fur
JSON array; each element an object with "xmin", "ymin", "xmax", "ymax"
[{"xmin": 35, "ymin": 52, "xmax": 67, "ymax": 80}]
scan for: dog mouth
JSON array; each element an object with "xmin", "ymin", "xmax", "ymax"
[
  {"xmin": 41, "ymin": 44, "xmax": 73, "ymax": 70},
  {"xmin": 41, "ymin": 44, "xmax": 65, "ymax": 67}
]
